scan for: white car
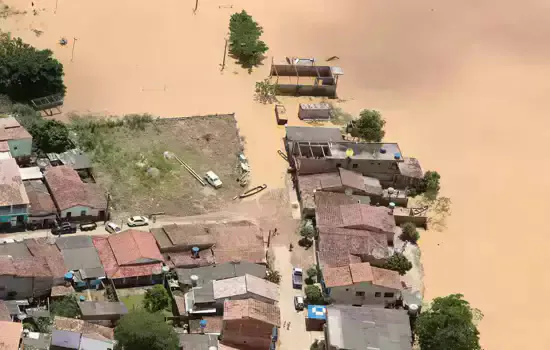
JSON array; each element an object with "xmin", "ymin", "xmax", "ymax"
[
  {"xmin": 127, "ymin": 216, "xmax": 149, "ymax": 227},
  {"xmin": 105, "ymin": 222, "xmax": 122, "ymax": 234},
  {"xmin": 294, "ymin": 295, "xmax": 304, "ymax": 311},
  {"xmin": 205, "ymin": 171, "xmax": 223, "ymax": 189}
]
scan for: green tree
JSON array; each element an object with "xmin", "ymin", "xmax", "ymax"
[
  {"xmin": 50, "ymin": 294, "xmax": 80, "ymax": 318},
  {"xmin": 30, "ymin": 119, "xmax": 71, "ymax": 153},
  {"xmin": 349, "ymin": 109, "xmax": 386, "ymax": 142},
  {"xmin": 255, "ymin": 79, "xmax": 278, "ymax": 104},
  {"xmin": 382, "ymin": 253, "xmax": 413, "ymax": 276},
  {"xmin": 416, "ymin": 294, "xmax": 482, "ymax": 350},
  {"xmin": 265, "ymin": 269, "xmax": 281, "ymax": 284},
  {"xmin": 143, "ymin": 285, "xmax": 170, "ymax": 313},
  {"xmin": 0, "ymin": 33, "xmax": 66, "ymax": 101},
  {"xmin": 400, "ymin": 222, "xmax": 420, "ymax": 244},
  {"xmin": 306, "ymin": 266, "xmax": 318, "ymax": 280},
  {"xmin": 305, "ymin": 285, "xmax": 324, "ymax": 304},
  {"xmin": 229, "ymin": 10, "xmax": 268, "ymax": 67},
  {"xmin": 114, "ymin": 310, "xmax": 179, "ymax": 350}
]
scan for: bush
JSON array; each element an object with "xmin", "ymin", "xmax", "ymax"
[
  {"xmin": 255, "ymin": 79, "xmax": 278, "ymax": 104},
  {"xmin": 306, "ymin": 266, "xmax": 318, "ymax": 280},
  {"xmin": 400, "ymin": 222, "xmax": 420, "ymax": 244},
  {"xmin": 30, "ymin": 119, "xmax": 72, "ymax": 153},
  {"xmin": 0, "ymin": 33, "xmax": 65, "ymax": 101},
  {"xmin": 229, "ymin": 10, "xmax": 268, "ymax": 67},
  {"xmin": 348, "ymin": 109, "xmax": 386, "ymax": 142},
  {"xmin": 50, "ymin": 294, "xmax": 80, "ymax": 318},
  {"xmin": 300, "ymin": 220, "xmax": 316, "ymax": 240},
  {"xmin": 382, "ymin": 253, "xmax": 413, "ymax": 276},
  {"xmin": 115, "ymin": 310, "xmax": 179, "ymax": 350},
  {"xmin": 305, "ymin": 285, "xmax": 324, "ymax": 304},
  {"xmin": 412, "ymin": 171, "xmax": 441, "ymax": 199},
  {"xmin": 143, "ymin": 285, "xmax": 170, "ymax": 313},
  {"xmin": 265, "ymin": 269, "xmax": 281, "ymax": 284}
]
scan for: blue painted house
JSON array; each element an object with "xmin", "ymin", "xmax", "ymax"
[{"xmin": 0, "ymin": 158, "xmax": 29, "ymax": 227}]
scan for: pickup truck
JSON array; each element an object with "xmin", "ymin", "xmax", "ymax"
[
  {"xmin": 292, "ymin": 267, "xmax": 303, "ymax": 289},
  {"xmin": 51, "ymin": 222, "xmax": 77, "ymax": 235}
]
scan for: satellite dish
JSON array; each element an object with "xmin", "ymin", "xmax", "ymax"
[{"xmin": 345, "ymin": 148, "xmax": 354, "ymax": 158}]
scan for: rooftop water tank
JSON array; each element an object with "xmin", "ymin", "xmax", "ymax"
[
  {"xmin": 190, "ymin": 275, "xmax": 199, "ymax": 287},
  {"xmin": 394, "ymin": 152, "xmax": 401, "ymax": 160},
  {"xmin": 408, "ymin": 304, "xmax": 419, "ymax": 317}
]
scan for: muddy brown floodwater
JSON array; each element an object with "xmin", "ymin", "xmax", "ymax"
[{"xmin": 3, "ymin": 0, "xmax": 550, "ymax": 348}]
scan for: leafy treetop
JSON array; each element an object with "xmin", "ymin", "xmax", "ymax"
[
  {"xmin": 30, "ymin": 119, "xmax": 72, "ymax": 153},
  {"xmin": 382, "ymin": 253, "xmax": 413, "ymax": 276},
  {"xmin": 50, "ymin": 294, "xmax": 80, "ymax": 318},
  {"xmin": 114, "ymin": 310, "xmax": 179, "ymax": 350},
  {"xmin": 349, "ymin": 109, "xmax": 386, "ymax": 142},
  {"xmin": 143, "ymin": 285, "xmax": 170, "ymax": 313},
  {"xmin": 229, "ymin": 10, "xmax": 268, "ymax": 67}
]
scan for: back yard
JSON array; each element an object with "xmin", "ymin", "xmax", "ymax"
[{"xmin": 71, "ymin": 114, "xmax": 245, "ymax": 219}]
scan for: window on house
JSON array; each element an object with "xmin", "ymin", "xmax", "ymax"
[
  {"xmin": 352, "ymin": 164, "xmax": 358, "ymax": 169},
  {"xmin": 345, "ymin": 288, "xmax": 349, "ymax": 292},
  {"xmin": 384, "ymin": 292, "xmax": 395, "ymax": 298},
  {"xmin": 375, "ymin": 292, "xmax": 381, "ymax": 297},
  {"xmin": 13, "ymin": 146, "xmax": 17, "ymax": 150},
  {"xmin": 66, "ymin": 212, "xmax": 72, "ymax": 218},
  {"xmin": 355, "ymin": 291, "xmax": 365, "ymax": 297},
  {"xmin": 80, "ymin": 210, "xmax": 86, "ymax": 216},
  {"xmin": 336, "ymin": 163, "xmax": 341, "ymax": 168}
]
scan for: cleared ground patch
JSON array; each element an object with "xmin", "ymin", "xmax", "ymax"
[{"xmin": 71, "ymin": 115, "xmax": 244, "ymax": 219}]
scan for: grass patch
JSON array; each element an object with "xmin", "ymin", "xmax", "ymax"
[{"xmin": 120, "ymin": 294, "xmax": 145, "ymax": 311}]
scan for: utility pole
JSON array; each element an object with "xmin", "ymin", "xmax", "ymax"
[
  {"xmin": 193, "ymin": 0, "xmax": 198, "ymax": 14},
  {"xmin": 220, "ymin": 38, "xmax": 228, "ymax": 71},
  {"xmin": 54, "ymin": 0, "xmax": 58, "ymax": 14},
  {"xmin": 71, "ymin": 37, "xmax": 77, "ymax": 62}
]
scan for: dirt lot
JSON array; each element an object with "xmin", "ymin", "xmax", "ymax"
[{"xmin": 72, "ymin": 115, "xmax": 245, "ymax": 219}]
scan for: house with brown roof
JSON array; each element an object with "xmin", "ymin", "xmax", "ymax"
[
  {"xmin": 44, "ymin": 166, "xmax": 107, "ymax": 221},
  {"xmin": 0, "ymin": 255, "xmax": 54, "ymax": 299},
  {"xmin": 0, "ymin": 116, "xmax": 32, "ymax": 159},
  {"xmin": 26, "ymin": 238, "xmax": 69, "ymax": 286},
  {"xmin": 92, "ymin": 230, "xmax": 164, "ymax": 287},
  {"xmin": 53, "ymin": 316, "xmax": 114, "ymax": 341},
  {"xmin": 24, "ymin": 180, "xmax": 57, "ymax": 229},
  {"xmin": 221, "ymin": 299, "xmax": 280, "ymax": 350},
  {"xmin": 323, "ymin": 262, "xmax": 402, "ymax": 306},
  {"xmin": 0, "ymin": 158, "xmax": 30, "ymax": 228},
  {"xmin": 0, "ymin": 320, "xmax": 23, "ymax": 350},
  {"xmin": 316, "ymin": 199, "xmax": 396, "ymax": 243},
  {"xmin": 213, "ymin": 274, "xmax": 279, "ymax": 305}
]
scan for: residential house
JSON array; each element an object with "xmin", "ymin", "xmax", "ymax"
[
  {"xmin": 0, "ymin": 158, "xmax": 30, "ymax": 227},
  {"xmin": 179, "ymin": 334, "xmax": 219, "ymax": 350},
  {"xmin": 213, "ymin": 274, "xmax": 279, "ymax": 305},
  {"xmin": 24, "ymin": 180, "xmax": 57, "ymax": 228},
  {"xmin": 322, "ymin": 262, "xmax": 402, "ymax": 306},
  {"xmin": 324, "ymin": 305, "xmax": 412, "ymax": 350},
  {"xmin": 176, "ymin": 262, "xmax": 267, "ymax": 315},
  {"xmin": 188, "ymin": 316, "xmax": 223, "ymax": 335},
  {"xmin": 316, "ymin": 199, "xmax": 396, "ymax": 244},
  {"xmin": 44, "ymin": 166, "xmax": 107, "ymax": 221},
  {"xmin": 317, "ymin": 227, "xmax": 389, "ymax": 268},
  {"xmin": 0, "ymin": 256, "xmax": 53, "ymax": 299},
  {"xmin": 56, "ymin": 236, "xmax": 105, "ymax": 287},
  {"xmin": 26, "ymin": 238, "xmax": 69, "ymax": 286},
  {"xmin": 78, "ymin": 301, "xmax": 128, "ymax": 322},
  {"xmin": 21, "ymin": 331, "xmax": 51, "ymax": 350},
  {"xmin": 152, "ymin": 216, "xmax": 266, "ymax": 266},
  {"xmin": 221, "ymin": 299, "xmax": 280, "ymax": 350},
  {"xmin": 0, "ymin": 116, "xmax": 32, "ymax": 160},
  {"xmin": 50, "ymin": 329, "xmax": 115, "ymax": 350},
  {"xmin": 53, "ymin": 316, "xmax": 115, "ymax": 341},
  {"xmin": 396, "ymin": 157, "xmax": 424, "ymax": 188},
  {"xmin": 0, "ymin": 320, "xmax": 23, "ymax": 350},
  {"xmin": 92, "ymin": 230, "xmax": 164, "ymax": 287}
]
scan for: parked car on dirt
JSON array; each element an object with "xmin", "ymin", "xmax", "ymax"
[
  {"xmin": 204, "ymin": 171, "xmax": 223, "ymax": 189},
  {"xmin": 292, "ymin": 267, "xmax": 303, "ymax": 289},
  {"xmin": 51, "ymin": 222, "xmax": 77, "ymax": 235},
  {"xmin": 79, "ymin": 222, "xmax": 97, "ymax": 231},
  {"xmin": 105, "ymin": 222, "xmax": 122, "ymax": 234},
  {"xmin": 294, "ymin": 295, "xmax": 305, "ymax": 311},
  {"xmin": 127, "ymin": 216, "xmax": 149, "ymax": 227}
]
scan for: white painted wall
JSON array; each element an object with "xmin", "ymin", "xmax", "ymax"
[
  {"xmin": 61, "ymin": 206, "xmax": 99, "ymax": 219},
  {"xmin": 328, "ymin": 282, "xmax": 399, "ymax": 306}
]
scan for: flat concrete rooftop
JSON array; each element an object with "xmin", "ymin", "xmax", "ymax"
[{"xmin": 296, "ymin": 141, "xmax": 403, "ymax": 161}]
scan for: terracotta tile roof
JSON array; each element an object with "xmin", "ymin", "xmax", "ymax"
[
  {"xmin": 297, "ymin": 173, "xmax": 340, "ymax": 210},
  {"xmin": 24, "ymin": 180, "xmax": 56, "ymax": 216},
  {"xmin": 398, "ymin": 157, "xmax": 424, "ymax": 179},
  {"xmin": 338, "ymin": 168, "xmax": 365, "ymax": 191},
  {"xmin": 349, "ymin": 262, "xmax": 374, "ymax": 283},
  {"xmin": 167, "ymin": 250, "xmax": 215, "ymax": 268},
  {"xmin": 189, "ymin": 316, "xmax": 223, "ymax": 334},
  {"xmin": 223, "ymin": 299, "xmax": 280, "ymax": 326},
  {"xmin": 163, "ymin": 224, "xmax": 216, "ymax": 247},
  {"xmin": 92, "ymin": 235, "xmax": 163, "ymax": 279},
  {"xmin": 0, "ymin": 257, "xmax": 16, "ymax": 275},
  {"xmin": 317, "ymin": 202, "xmax": 395, "ymax": 234},
  {"xmin": 108, "ymin": 230, "xmax": 163, "ymax": 265},
  {"xmin": 173, "ymin": 295, "xmax": 186, "ymax": 316},
  {"xmin": 51, "ymin": 284, "xmax": 75, "ymax": 297},
  {"xmin": 211, "ymin": 224, "xmax": 265, "ymax": 264},
  {"xmin": 0, "ymin": 320, "xmax": 22, "ymax": 350},
  {"xmin": 25, "ymin": 238, "xmax": 68, "ymax": 278},
  {"xmin": 0, "ymin": 158, "xmax": 29, "ymax": 206},
  {"xmin": 45, "ymin": 166, "xmax": 107, "ymax": 211},
  {"xmin": 323, "ymin": 266, "xmax": 353, "ymax": 288},
  {"xmin": 53, "ymin": 316, "xmax": 114, "ymax": 340},
  {"xmin": 12, "ymin": 257, "xmax": 52, "ymax": 277},
  {"xmin": 0, "ymin": 301, "xmax": 11, "ymax": 321},
  {"xmin": 0, "ymin": 117, "xmax": 31, "ymax": 141},
  {"xmin": 371, "ymin": 266, "xmax": 402, "ymax": 290}
]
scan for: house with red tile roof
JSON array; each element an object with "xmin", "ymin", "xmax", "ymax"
[
  {"xmin": 0, "ymin": 116, "xmax": 32, "ymax": 159},
  {"xmin": 92, "ymin": 230, "xmax": 165, "ymax": 287},
  {"xmin": 323, "ymin": 262, "xmax": 402, "ymax": 306},
  {"xmin": 0, "ymin": 158, "xmax": 30, "ymax": 228},
  {"xmin": 0, "ymin": 320, "xmax": 23, "ymax": 350},
  {"xmin": 44, "ymin": 166, "xmax": 107, "ymax": 221},
  {"xmin": 24, "ymin": 180, "xmax": 57, "ymax": 229},
  {"xmin": 221, "ymin": 299, "xmax": 280, "ymax": 350},
  {"xmin": 0, "ymin": 255, "xmax": 54, "ymax": 299}
]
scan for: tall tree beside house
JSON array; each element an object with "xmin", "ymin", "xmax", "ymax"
[
  {"xmin": 381, "ymin": 253, "xmax": 413, "ymax": 276},
  {"xmin": 0, "ymin": 33, "xmax": 66, "ymax": 101},
  {"xmin": 50, "ymin": 294, "xmax": 80, "ymax": 318},
  {"xmin": 229, "ymin": 10, "xmax": 268, "ymax": 67},
  {"xmin": 305, "ymin": 285, "xmax": 324, "ymax": 305},
  {"xmin": 400, "ymin": 222, "xmax": 420, "ymax": 244},
  {"xmin": 29, "ymin": 119, "xmax": 72, "ymax": 153},
  {"xmin": 348, "ymin": 109, "xmax": 386, "ymax": 142},
  {"xmin": 143, "ymin": 285, "xmax": 170, "ymax": 313},
  {"xmin": 114, "ymin": 310, "xmax": 179, "ymax": 350},
  {"xmin": 415, "ymin": 294, "xmax": 482, "ymax": 350}
]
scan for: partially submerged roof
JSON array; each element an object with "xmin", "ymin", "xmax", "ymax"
[
  {"xmin": 0, "ymin": 321, "xmax": 23, "ymax": 350},
  {"xmin": 326, "ymin": 305, "xmax": 412, "ymax": 350},
  {"xmin": 79, "ymin": 301, "xmax": 128, "ymax": 317},
  {"xmin": 0, "ymin": 158, "xmax": 29, "ymax": 206},
  {"xmin": 285, "ymin": 126, "xmax": 342, "ymax": 142},
  {"xmin": 398, "ymin": 157, "xmax": 424, "ymax": 179},
  {"xmin": 179, "ymin": 334, "xmax": 218, "ymax": 350},
  {"xmin": 317, "ymin": 202, "xmax": 396, "ymax": 234},
  {"xmin": 53, "ymin": 316, "xmax": 114, "ymax": 341},
  {"xmin": 0, "ymin": 116, "xmax": 31, "ymax": 141},
  {"xmin": 323, "ymin": 262, "xmax": 401, "ymax": 290},
  {"xmin": 24, "ymin": 181, "xmax": 56, "ymax": 216},
  {"xmin": 223, "ymin": 299, "xmax": 280, "ymax": 326},
  {"xmin": 213, "ymin": 274, "xmax": 279, "ymax": 302},
  {"xmin": 45, "ymin": 165, "xmax": 106, "ymax": 210}
]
